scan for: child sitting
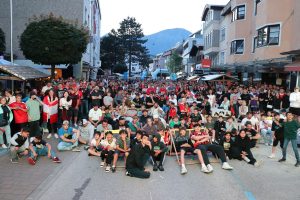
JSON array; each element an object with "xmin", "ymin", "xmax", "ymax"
[
  {"xmin": 151, "ymin": 134, "xmax": 168, "ymax": 171},
  {"xmin": 28, "ymin": 135, "xmax": 61, "ymax": 165},
  {"xmin": 112, "ymin": 130, "xmax": 131, "ymax": 173},
  {"xmin": 219, "ymin": 132, "xmax": 234, "ymax": 159},
  {"xmin": 88, "ymin": 132, "xmax": 103, "ymax": 157},
  {"xmin": 100, "ymin": 131, "xmax": 116, "ymax": 172}
]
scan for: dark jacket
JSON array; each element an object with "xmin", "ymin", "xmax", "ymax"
[
  {"xmin": 126, "ymin": 143, "xmax": 150, "ymax": 170},
  {"xmin": 151, "ymin": 134, "xmax": 168, "ymax": 153},
  {"xmin": 234, "ymin": 135, "xmax": 251, "ymax": 152}
]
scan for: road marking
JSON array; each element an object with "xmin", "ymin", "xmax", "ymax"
[
  {"xmin": 230, "ymin": 171, "xmax": 256, "ymax": 200},
  {"xmin": 245, "ymin": 191, "xmax": 256, "ymax": 200},
  {"xmin": 149, "ymin": 192, "xmax": 153, "ymax": 200}
]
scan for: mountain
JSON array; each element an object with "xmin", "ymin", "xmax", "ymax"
[{"xmin": 144, "ymin": 28, "xmax": 192, "ymax": 56}]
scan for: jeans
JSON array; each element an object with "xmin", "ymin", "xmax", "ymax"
[
  {"xmin": 30, "ymin": 146, "xmax": 56, "ymax": 158},
  {"xmin": 261, "ymin": 129, "xmax": 273, "ymax": 145},
  {"xmin": 0, "ymin": 124, "xmax": 11, "ymax": 145},
  {"xmin": 282, "ymin": 138, "xmax": 300, "ymax": 161},
  {"xmin": 57, "ymin": 134, "xmax": 78, "ymax": 151},
  {"xmin": 151, "ymin": 152, "xmax": 165, "ymax": 166},
  {"xmin": 101, "ymin": 150, "xmax": 114, "ymax": 164}
]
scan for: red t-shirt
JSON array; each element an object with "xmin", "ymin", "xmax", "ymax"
[
  {"xmin": 169, "ymin": 107, "xmax": 177, "ymax": 118},
  {"xmin": 191, "ymin": 131, "xmax": 209, "ymax": 148},
  {"xmin": 9, "ymin": 102, "xmax": 28, "ymax": 124}
]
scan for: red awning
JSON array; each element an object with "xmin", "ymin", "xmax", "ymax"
[{"xmin": 284, "ymin": 61, "xmax": 300, "ymax": 71}]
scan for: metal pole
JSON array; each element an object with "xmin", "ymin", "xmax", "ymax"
[{"xmin": 10, "ymin": 0, "xmax": 13, "ymax": 64}]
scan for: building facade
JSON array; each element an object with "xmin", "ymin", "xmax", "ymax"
[
  {"xmin": 0, "ymin": 0, "xmax": 101, "ymax": 80},
  {"xmin": 202, "ymin": 0, "xmax": 300, "ymax": 87}
]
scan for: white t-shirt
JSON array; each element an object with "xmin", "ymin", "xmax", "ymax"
[
  {"xmin": 88, "ymin": 109, "xmax": 102, "ymax": 121},
  {"xmin": 241, "ymin": 117, "xmax": 259, "ymax": 127},
  {"xmin": 41, "ymin": 86, "xmax": 52, "ymax": 94}
]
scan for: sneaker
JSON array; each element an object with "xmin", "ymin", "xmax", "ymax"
[
  {"xmin": 268, "ymin": 154, "xmax": 275, "ymax": 159},
  {"xmin": 84, "ymin": 146, "xmax": 90, "ymax": 150},
  {"xmin": 254, "ymin": 160, "xmax": 263, "ymax": 167},
  {"xmin": 201, "ymin": 165, "xmax": 210, "ymax": 173},
  {"xmin": 207, "ymin": 164, "xmax": 214, "ymax": 173},
  {"xmin": 222, "ymin": 162, "xmax": 233, "ymax": 170},
  {"xmin": 181, "ymin": 166, "xmax": 188, "ymax": 175},
  {"xmin": 158, "ymin": 165, "xmax": 164, "ymax": 171},
  {"xmin": 153, "ymin": 164, "xmax": 158, "ymax": 171},
  {"xmin": 278, "ymin": 158, "xmax": 286, "ymax": 162},
  {"xmin": 243, "ymin": 157, "xmax": 250, "ymax": 163},
  {"xmin": 72, "ymin": 147, "xmax": 81, "ymax": 152},
  {"xmin": 52, "ymin": 157, "xmax": 61, "ymax": 163},
  {"xmin": 100, "ymin": 161, "xmax": 105, "ymax": 167},
  {"xmin": 125, "ymin": 171, "xmax": 131, "ymax": 176},
  {"xmin": 54, "ymin": 134, "xmax": 59, "ymax": 139},
  {"xmin": 105, "ymin": 166, "xmax": 111, "ymax": 172},
  {"xmin": 27, "ymin": 157, "xmax": 36, "ymax": 165},
  {"xmin": 112, "ymin": 166, "xmax": 116, "ymax": 173},
  {"xmin": 2, "ymin": 144, "xmax": 8, "ymax": 149},
  {"xmin": 47, "ymin": 134, "xmax": 52, "ymax": 139},
  {"xmin": 295, "ymin": 161, "xmax": 300, "ymax": 167},
  {"xmin": 11, "ymin": 158, "xmax": 18, "ymax": 164}
]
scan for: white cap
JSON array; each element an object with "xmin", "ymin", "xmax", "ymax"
[
  {"xmin": 82, "ymin": 119, "xmax": 88, "ymax": 124},
  {"xmin": 153, "ymin": 114, "xmax": 159, "ymax": 118}
]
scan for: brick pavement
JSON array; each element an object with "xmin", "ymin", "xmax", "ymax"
[{"xmin": 0, "ymin": 139, "xmax": 81, "ymax": 200}]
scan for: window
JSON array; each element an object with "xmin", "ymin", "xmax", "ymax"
[
  {"xmin": 219, "ymin": 52, "xmax": 225, "ymax": 64},
  {"xmin": 220, "ymin": 28, "xmax": 226, "ymax": 42},
  {"xmin": 255, "ymin": 0, "xmax": 261, "ymax": 15},
  {"xmin": 230, "ymin": 40, "xmax": 244, "ymax": 54},
  {"xmin": 252, "ymin": 37, "xmax": 257, "ymax": 53},
  {"xmin": 232, "ymin": 5, "xmax": 245, "ymax": 21},
  {"xmin": 257, "ymin": 24, "xmax": 280, "ymax": 47}
]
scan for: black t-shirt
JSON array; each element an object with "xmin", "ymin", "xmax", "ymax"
[
  {"xmin": 244, "ymin": 128, "xmax": 257, "ymax": 139},
  {"xmin": 114, "ymin": 122, "xmax": 129, "ymax": 130},
  {"xmin": 190, "ymin": 113, "xmax": 202, "ymax": 122},
  {"xmin": 91, "ymin": 90, "xmax": 101, "ymax": 105},
  {"xmin": 32, "ymin": 140, "xmax": 47, "ymax": 148},
  {"xmin": 133, "ymin": 97, "xmax": 143, "ymax": 108},
  {"xmin": 241, "ymin": 93, "xmax": 251, "ymax": 105},
  {"xmin": 145, "ymin": 97, "xmax": 154, "ymax": 109},
  {"xmin": 271, "ymin": 119, "xmax": 284, "ymax": 139},
  {"xmin": 70, "ymin": 94, "xmax": 79, "ymax": 108}
]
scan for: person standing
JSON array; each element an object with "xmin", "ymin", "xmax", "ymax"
[
  {"xmin": 9, "ymin": 94, "xmax": 28, "ymax": 133},
  {"xmin": 43, "ymin": 90, "xmax": 58, "ymax": 139},
  {"xmin": 289, "ymin": 87, "xmax": 300, "ymax": 116},
  {"xmin": 26, "ymin": 92, "xmax": 42, "ymax": 138},
  {"xmin": 0, "ymin": 97, "xmax": 13, "ymax": 148},
  {"xmin": 278, "ymin": 112, "xmax": 300, "ymax": 167}
]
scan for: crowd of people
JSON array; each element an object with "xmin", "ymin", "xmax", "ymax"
[{"xmin": 1, "ymin": 77, "xmax": 300, "ymax": 179}]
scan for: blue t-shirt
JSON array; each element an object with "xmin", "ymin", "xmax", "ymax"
[{"xmin": 58, "ymin": 127, "xmax": 73, "ymax": 142}]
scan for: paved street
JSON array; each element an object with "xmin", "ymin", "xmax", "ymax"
[{"xmin": 0, "ymin": 140, "xmax": 299, "ymax": 200}]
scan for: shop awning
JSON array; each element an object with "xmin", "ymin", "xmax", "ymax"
[
  {"xmin": 0, "ymin": 64, "xmax": 50, "ymax": 81},
  {"xmin": 284, "ymin": 61, "xmax": 300, "ymax": 72},
  {"xmin": 200, "ymin": 74, "xmax": 238, "ymax": 81}
]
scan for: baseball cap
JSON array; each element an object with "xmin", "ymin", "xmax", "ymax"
[
  {"xmin": 82, "ymin": 119, "xmax": 88, "ymax": 124},
  {"xmin": 62, "ymin": 120, "xmax": 69, "ymax": 125}
]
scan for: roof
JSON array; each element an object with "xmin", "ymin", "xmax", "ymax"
[
  {"xmin": 221, "ymin": 1, "xmax": 231, "ymax": 16},
  {"xmin": 201, "ymin": 4, "xmax": 225, "ymax": 21},
  {"xmin": 200, "ymin": 74, "xmax": 238, "ymax": 81},
  {"xmin": 281, "ymin": 49, "xmax": 300, "ymax": 55},
  {"xmin": 186, "ymin": 75, "xmax": 199, "ymax": 81},
  {"xmin": 0, "ymin": 65, "xmax": 50, "ymax": 81}
]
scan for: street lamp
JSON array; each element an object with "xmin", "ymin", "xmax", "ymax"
[{"xmin": 10, "ymin": 0, "xmax": 13, "ymax": 64}]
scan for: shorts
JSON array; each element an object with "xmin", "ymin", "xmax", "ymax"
[
  {"xmin": 178, "ymin": 147, "xmax": 195, "ymax": 154},
  {"xmin": 70, "ymin": 108, "xmax": 79, "ymax": 117}
]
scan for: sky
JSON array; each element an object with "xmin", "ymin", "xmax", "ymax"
[{"xmin": 100, "ymin": 0, "xmax": 229, "ymax": 36}]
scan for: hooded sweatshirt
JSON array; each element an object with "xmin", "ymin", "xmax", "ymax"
[{"xmin": 151, "ymin": 134, "xmax": 168, "ymax": 153}]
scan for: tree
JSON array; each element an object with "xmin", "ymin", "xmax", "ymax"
[
  {"xmin": 166, "ymin": 52, "xmax": 183, "ymax": 73},
  {"xmin": 0, "ymin": 28, "xmax": 5, "ymax": 55},
  {"xmin": 20, "ymin": 14, "xmax": 89, "ymax": 79},
  {"xmin": 100, "ymin": 30, "xmax": 126, "ymax": 72},
  {"xmin": 117, "ymin": 17, "xmax": 150, "ymax": 76}
]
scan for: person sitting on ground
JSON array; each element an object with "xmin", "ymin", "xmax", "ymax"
[
  {"xmin": 111, "ymin": 130, "xmax": 131, "ymax": 173},
  {"xmin": 174, "ymin": 128, "xmax": 208, "ymax": 174},
  {"xmin": 78, "ymin": 119, "xmax": 95, "ymax": 148},
  {"xmin": 57, "ymin": 120, "xmax": 81, "ymax": 152},
  {"xmin": 126, "ymin": 133, "xmax": 151, "ymax": 179},
  {"xmin": 87, "ymin": 131, "xmax": 103, "ymax": 157},
  {"xmin": 151, "ymin": 134, "xmax": 168, "ymax": 172},
  {"xmin": 244, "ymin": 122, "xmax": 261, "ymax": 148},
  {"xmin": 96, "ymin": 119, "xmax": 113, "ymax": 134},
  {"xmin": 142, "ymin": 117, "xmax": 158, "ymax": 136},
  {"xmin": 190, "ymin": 108, "xmax": 202, "ymax": 127},
  {"xmin": 169, "ymin": 115, "xmax": 181, "ymax": 128},
  {"xmin": 10, "ymin": 127, "xmax": 30, "ymax": 163},
  {"xmin": 100, "ymin": 131, "xmax": 117, "ymax": 172},
  {"xmin": 219, "ymin": 132, "xmax": 235, "ymax": 160},
  {"xmin": 225, "ymin": 117, "xmax": 238, "ymax": 133},
  {"xmin": 268, "ymin": 113, "xmax": 284, "ymax": 159},
  {"xmin": 214, "ymin": 116, "xmax": 226, "ymax": 143},
  {"xmin": 259, "ymin": 114, "xmax": 273, "ymax": 146},
  {"xmin": 27, "ymin": 135, "xmax": 61, "ymax": 165},
  {"xmin": 232, "ymin": 130, "xmax": 261, "ymax": 167},
  {"xmin": 191, "ymin": 124, "xmax": 233, "ymax": 173},
  {"xmin": 114, "ymin": 117, "xmax": 130, "ymax": 135},
  {"xmin": 88, "ymin": 104, "xmax": 103, "ymax": 129},
  {"xmin": 220, "ymin": 97, "xmax": 230, "ymax": 110}
]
